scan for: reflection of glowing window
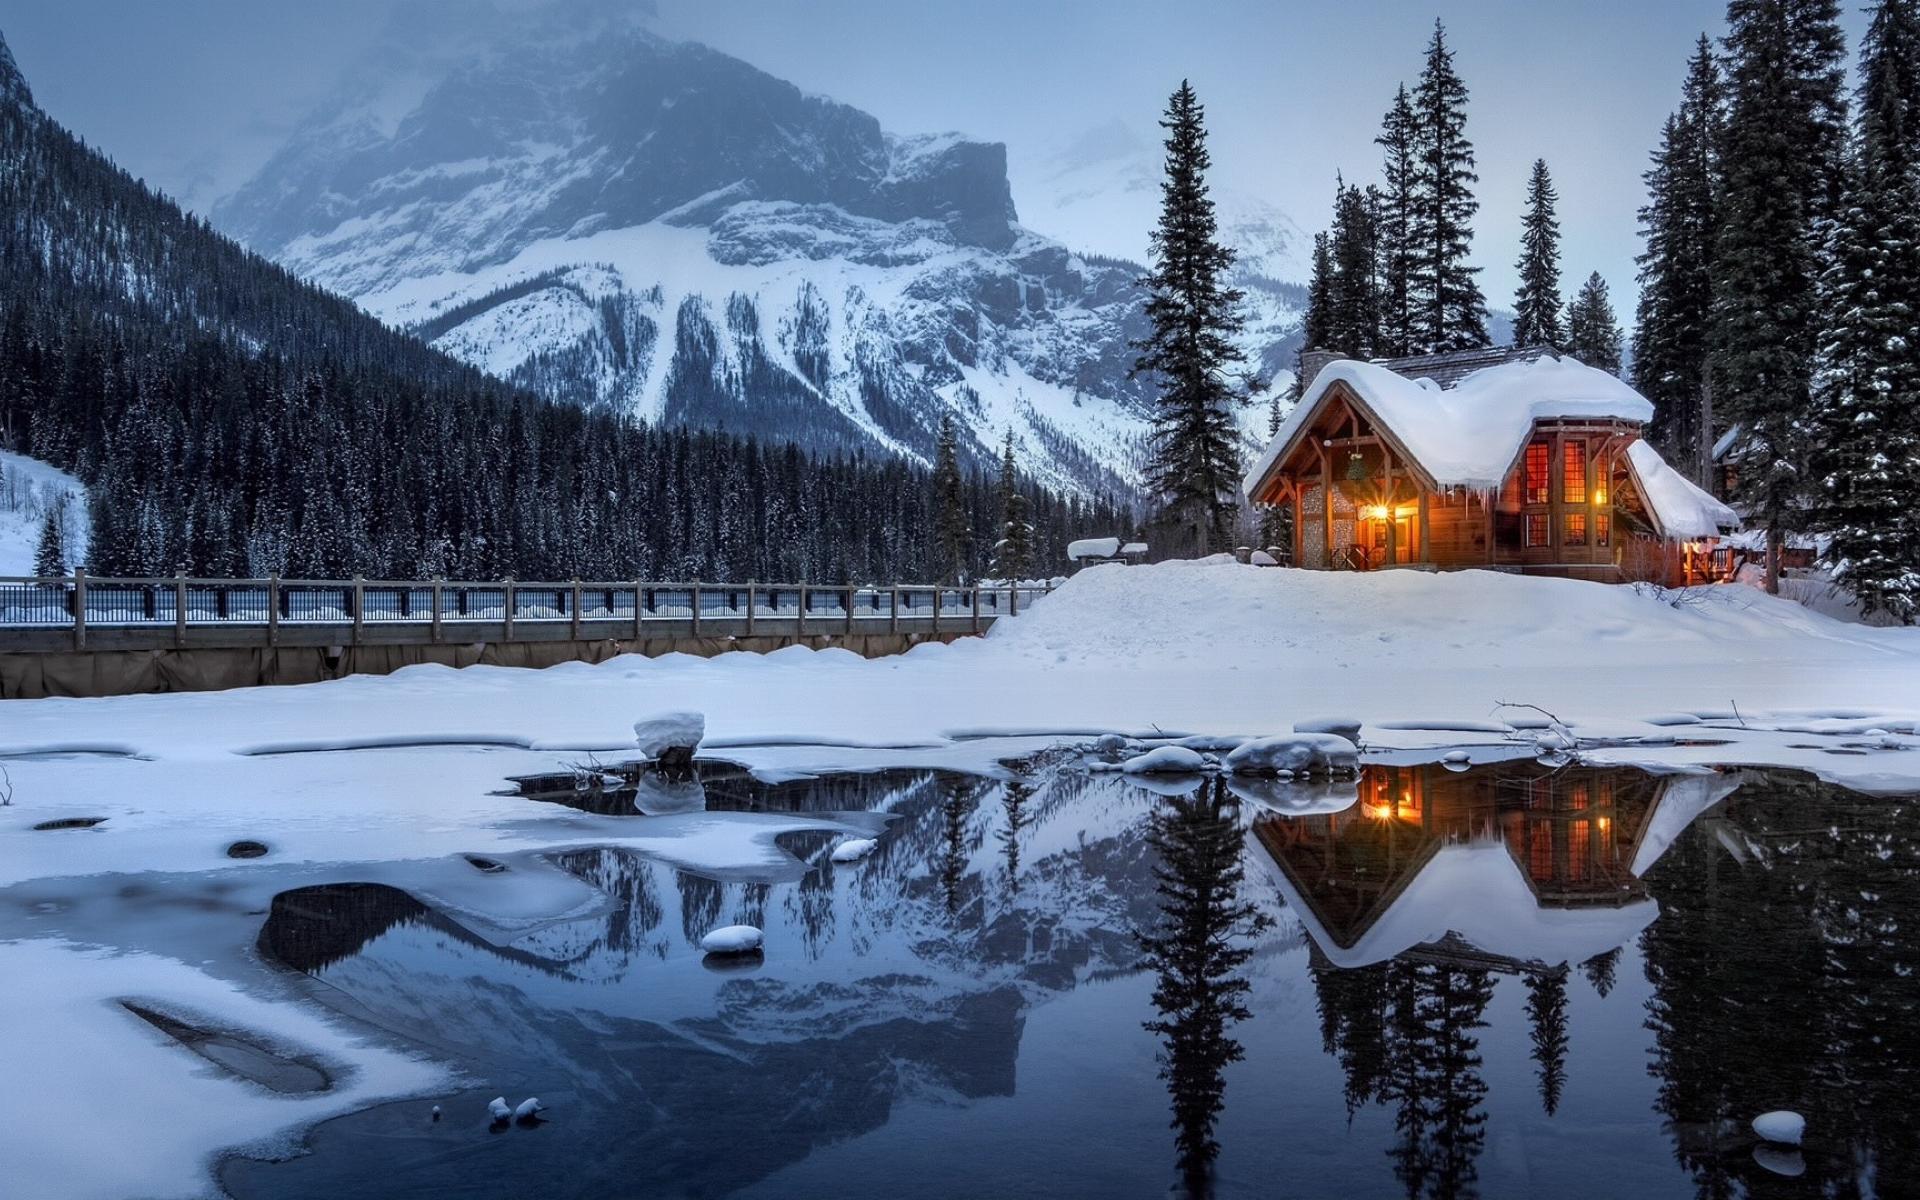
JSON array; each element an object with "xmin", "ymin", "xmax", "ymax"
[
  {"xmin": 1525, "ymin": 513, "xmax": 1548, "ymax": 547},
  {"xmin": 1563, "ymin": 441, "xmax": 1587, "ymax": 503},
  {"xmin": 1524, "ymin": 441, "xmax": 1550, "ymax": 503}
]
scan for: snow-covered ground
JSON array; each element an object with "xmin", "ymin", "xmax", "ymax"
[
  {"xmin": 0, "ymin": 448, "xmax": 88, "ymax": 574},
  {"xmin": 4, "ymin": 559, "xmax": 1920, "ymax": 1197}
]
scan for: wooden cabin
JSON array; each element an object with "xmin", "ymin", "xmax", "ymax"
[{"xmin": 1243, "ymin": 348, "xmax": 1738, "ymax": 587}]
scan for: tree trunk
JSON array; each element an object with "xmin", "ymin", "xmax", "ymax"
[{"xmin": 1765, "ymin": 525, "xmax": 1782, "ymax": 595}]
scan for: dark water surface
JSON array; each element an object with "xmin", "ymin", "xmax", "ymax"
[{"xmin": 222, "ymin": 762, "xmax": 1919, "ymax": 1199}]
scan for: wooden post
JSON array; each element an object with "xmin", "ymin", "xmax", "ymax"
[
  {"xmin": 431, "ymin": 580, "xmax": 443, "ymax": 644},
  {"xmin": 1320, "ymin": 442, "xmax": 1334, "ymax": 566},
  {"xmin": 746, "ymin": 582, "xmax": 756, "ymax": 638},
  {"xmin": 971, "ymin": 584, "xmax": 981, "ymax": 634},
  {"xmin": 174, "ymin": 576, "xmax": 188, "ymax": 647},
  {"xmin": 845, "ymin": 586, "xmax": 855, "ymax": 636},
  {"xmin": 1009, "ymin": 580, "xmax": 1018, "ymax": 618},
  {"xmin": 798, "ymin": 582, "xmax": 807, "ymax": 637},
  {"xmin": 503, "ymin": 580, "xmax": 515, "ymax": 642},
  {"xmin": 889, "ymin": 585, "xmax": 900, "ymax": 634},
  {"xmin": 570, "ymin": 579, "xmax": 582, "ymax": 641},
  {"xmin": 351, "ymin": 576, "xmax": 364, "ymax": 646},
  {"xmin": 1383, "ymin": 462, "xmax": 1398, "ymax": 566},
  {"xmin": 72, "ymin": 569, "xmax": 87, "ymax": 652},
  {"xmin": 633, "ymin": 581, "xmax": 644, "ymax": 641},
  {"xmin": 267, "ymin": 575, "xmax": 279, "ymax": 647},
  {"xmin": 1418, "ymin": 493, "xmax": 1432, "ymax": 564},
  {"xmin": 691, "ymin": 581, "xmax": 702, "ymax": 638},
  {"xmin": 933, "ymin": 585, "xmax": 943, "ymax": 633}
]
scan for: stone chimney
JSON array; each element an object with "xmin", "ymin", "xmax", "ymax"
[{"xmin": 1297, "ymin": 347, "xmax": 1341, "ymax": 394}]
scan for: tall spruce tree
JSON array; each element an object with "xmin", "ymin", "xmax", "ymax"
[
  {"xmin": 1325, "ymin": 179, "xmax": 1384, "ymax": 356},
  {"xmin": 931, "ymin": 412, "xmax": 971, "ymax": 583},
  {"xmin": 1410, "ymin": 21, "xmax": 1489, "ymax": 352},
  {"xmin": 1811, "ymin": 0, "xmax": 1920, "ymax": 620},
  {"xmin": 1511, "ymin": 159, "xmax": 1565, "ymax": 347},
  {"xmin": 1713, "ymin": 0, "xmax": 1849, "ymax": 592},
  {"xmin": 1375, "ymin": 85, "xmax": 1420, "ymax": 357},
  {"xmin": 1566, "ymin": 273, "xmax": 1624, "ymax": 375},
  {"xmin": 32, "ymin": 503, "xmax": 63, "ymax": 576},
  {"xmin": 1132, "ymin": 81, "xmax": 1248, "ymax": 556},
  {"xmin": 1635, "ymin": 37, "xmax": 1726, "ymax": 481},
  {"xmin": 991, "ymin": 430, "xmax": 1034, "ymax": 582}
]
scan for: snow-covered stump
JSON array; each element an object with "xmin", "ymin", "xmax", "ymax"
[{"xmin": 634, "ymin": 711, "xmax": 704, "ymax": 768}]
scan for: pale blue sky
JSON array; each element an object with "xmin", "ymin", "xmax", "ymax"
[{"xmin": 0, "ymin": 0, "xmax": 1874, "ymax": 310}]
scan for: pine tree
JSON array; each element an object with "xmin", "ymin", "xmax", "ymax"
[
  {"xmin": 1714, "ymin": 0, "xmax": 1849, "ymax": 593},
  {"xmin": 1524, "ymin": 970, "xmax": 1571, "ymax": 1117},
  {"xmin": 1409, "ymin": 21, "xmax": 1489, "ymax": 352},
  {"xmin": 929, "ymin": 412, "xmax": 971, "ymax": 583},
  {"xmin": 1375, "ymin": 85, "xmax": 1420, "ymax": 358},
  {"xmin": 1566, "ymin": 273, "xmax": 1624, "ymax": 375},
  {"xmin": 32, "ymin": 502, "xmax": 64, "ymax": 576},
  {"xmin": 1511, "ymin": 159, "xmax": 1564, "ymax": 347},
  {"xmin": 1296, "ymin": 230, "xmax": 1334, "ymax": 384},
  {"xmin": 1325, "ymin": 179, "xmax": 1383, "ymax": 356},
  {"xmin": 1811, "ymin": 0, "xmax": 1920, "ymax": 620},
  {"xmin": 1132, "ymin": 81, "xmax": 1248, "ymax": 557},
  {"xmin": 991, "ymin": 430, "xmax": 1034, "ymax": 582},
  {"xmin": 1635, "ymin": 37, "xmax": 1725, "ymax": 482}
]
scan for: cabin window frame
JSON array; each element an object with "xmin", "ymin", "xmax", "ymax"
[
  {"xmin": 1523, "ymin": 440, "xmax": 1551, "ymax": 505},
  {"xmin": 1562, "ymin": 440, "xmax": 1587, "ymax": 505},
  {"xmin": 1524, "ymin": 512, "xmax": 1549, "ymax": 548},
  {"xmin": 1565, "ymin": 512, "xmax": 1588, "ymax": 546}
]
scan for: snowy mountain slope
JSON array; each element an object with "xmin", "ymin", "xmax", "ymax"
[
  {"xmin": 0, "ymin": 449, "xmax": 88, "ymax": 574},
  {"xmin": 214, "ymin": 24, "xmax": 1306, "ymax": 498}
]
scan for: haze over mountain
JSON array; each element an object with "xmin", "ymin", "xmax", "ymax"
[{"xmin": 214, "ymin": 16, "xmax": 1307, "ymax": 497}]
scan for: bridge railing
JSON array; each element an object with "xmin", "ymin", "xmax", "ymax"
[{"xmin": 0, "ymin": 574, "xmax": 1056, "ymax": 649}]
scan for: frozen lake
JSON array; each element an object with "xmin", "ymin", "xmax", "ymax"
[{"xmin": 17, "ymin": 758, "xmax": 1888, "ymax": 1198}]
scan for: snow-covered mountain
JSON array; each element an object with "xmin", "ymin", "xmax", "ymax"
[{"xmin": 216, "ymin": 23, "xmax": 1309, "ymax": 498}]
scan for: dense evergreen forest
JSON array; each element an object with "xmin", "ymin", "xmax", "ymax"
[{"xmin": 0, "ymin": 37, "xmax": 1125, "ymax": 584}]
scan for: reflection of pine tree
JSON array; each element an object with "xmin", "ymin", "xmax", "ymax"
[
  {"xmin": 997, "ymin": 779, "xmax": 1033, "ymax": 894},
  {"xmin": 678, "ymin": 873, "xmax": 725, "ymax": 946},
  {"xmin": 940, "ymin": 783, "xmax": 971, "ymax": 918},
  {"xmin": 1387, "ymin": 962, "xmax": 1494, "ymax": 1200},
  {"xmin": 1524, "ymin": 969, "xmax": 1570, "ymax": 1116},
  {"xmin": 1136, "ymin": 779, "xmax": 1260, "ymax": 1192},
  {"xmin": 1310, "ymin": 959, "xmax": 1393, "ymax": 1119},
  {"xmin": 1579, "ymin": 946, "xmax": 1619, "ymax": 998}
]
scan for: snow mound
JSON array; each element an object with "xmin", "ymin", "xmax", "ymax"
[
  {"xmin": 634, "ymin": 711, "xmax": 704, "ymax": 762},
  {"xmin": 1067, "ymin": 537, "xmax": 1122, "ymax": 561},
  {"xmin": 1752, "ymin": 1110, "xmax": 1805, "ymax": 1146},
  {"xmin": 699, "ymin": 924, "xmax": 764, "ymax": 954},
  {"xmin": 829, "ymin": 837, "xmax": 878, "ymax": 862},
  {"xmin": 1225, "ymin": 733, "xmax": 1358, "ymax": 777},
  {"xmin": 1121, "ymin": 745, "xmax": 1208, "ymax": 774}
]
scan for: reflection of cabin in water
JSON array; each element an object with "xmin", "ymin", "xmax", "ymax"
[
  {"xmin": 1252, "ymin": 762, "xmax": 1731, "ymax": 972},
  {"xmin": 1242, "ymin": 348, "xmax": 1738, "ymax": 587}
]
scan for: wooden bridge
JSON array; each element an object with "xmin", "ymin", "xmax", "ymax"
[
  {"xmin": 0, "ymin": 574, "xmax": 1057, "ymax": 698},
  {"xmin": 0, "ymin": 574, "xmax": 1051, "ymax": 654}
]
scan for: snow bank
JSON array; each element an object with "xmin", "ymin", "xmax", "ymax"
[
  {"xmin": 1225, "ymin": 733, "xmax": 1358, "ymax": 777},
  {"xmin": 1247, "ymin": 355, "xmax": 1652, "ymax": 494},
  {"xmin": 1120, "ymin": 745, "xmax": 1208, "ymax": 774}
]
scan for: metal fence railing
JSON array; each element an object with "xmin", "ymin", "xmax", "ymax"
[{"xmin": 0, "ymin": 574, "xmax": 1057, "ymax": 649}]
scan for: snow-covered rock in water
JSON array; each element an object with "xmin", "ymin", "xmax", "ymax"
[
  {"xmin": 830, "ymin": 837, "xmax": 878, "ymax": 863},
  {"xmin": 513, "ymin": 1097, "xmax": 546, "ymax": 1122},
  {"xmin": 1091, "ymin": 733, "xmax": 1137, "ymax": 757},
  {"xmin": 1173, "ymin": 734, "xmax": 1246, "ymax": 753},
  {"xmin": 1752, "ymin": 1110, "xmax": 1805, "ymax": 1146},
  {"xmin": 699, "ymin": 924, "xmax": 763, "ymax": 955},
  {"xmin": 1294, "ymin": 717, "xmax": 1363, "ymax": 744},
  {"xmin": 488, "ymin": 1096, "xmax": 512, "ymax": 1122},
  {"xmin": 634, "ymin": 711, "xmax": 704, "ymax": 765},
  {"xmin": 1121, "ymin": 745, "xmax": 1209, "ymax": 775},
  {"xmin": 1226, "ymin": 733, "xmax": 1359, "ymax": 777}
]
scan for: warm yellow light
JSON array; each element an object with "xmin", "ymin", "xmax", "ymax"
[
  {"xmin": 1364, "ymin": 803, "xmax": 1394, "ymax": 820},
  {"xmin": 1594, "ymin": 488, "xmax": 1608, "ymax": 505},
  {"xmin": 1597, "ymin": 817, "xmax": 1611, "ymax": 832},
  {"xmin": 1362, "ymin": 505, "xmax": 1389, "ymax": 521}
]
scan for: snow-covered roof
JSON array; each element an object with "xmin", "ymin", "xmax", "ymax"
[
  {"xmin": 1067, "ymin": 537, "xmax": 1123, "ymax": 561},
  {"xmin": 1243, "ymin": 354, "xmax": 1654, "ymax": 496},
  {"xmin": 1625, "ymin": 441, "xmax": 1739, "ymax": 540}
]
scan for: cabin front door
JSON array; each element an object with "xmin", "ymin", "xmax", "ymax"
[{"xmin": 1364, "ymin": 514, "xmax": 1413, "ymax": 565}]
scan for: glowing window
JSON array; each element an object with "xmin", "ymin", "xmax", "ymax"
[
  {"xmin": 1525, "ymin": 513, "xmax": 1549, "ymax": 547},
  {"xmin": 1524, "ymin": 441, "xmax": 1550, "ymax": 504},
  {"xmin": 1563, "ymin": 441, "xmax": 1587, "ymax": 504},
  {"xmin": 1596, "ymin": 514, "xmax": 1611, "ymax": 546},
  {"xmin": 1565, "ymin": 513, "xmax": 1588, "ymax": 545}
]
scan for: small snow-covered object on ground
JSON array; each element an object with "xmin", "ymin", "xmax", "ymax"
[
  {"xmin": 513, "ymin": 1097, "xmax": 546, "ymax": 1122},
  {"xmin": 1752, "ymin": 1110, "xmax": 1805, "ymax": 1146},
  {"xmin": 1250, "ymin": 550, "xmax": 1278, "ymax": 566},
  {"xmin": 488, "ymin": 1096, "xmax": 512, "ymax": 1122},
  {"xmin": 1295, "ymin": 717, "xmax": 1363, "ymax": 744},
  {"xmin": 431, "ymin": 1104, "xmax": 442, "ymax": 1121},
  {"xmin": 1121, "ymin": 745, "xmax": 1209, "ymax": 774},
  {"xmin": 1067, "ymin": 537, "xmax": 1122, "ymax": 562},
  {"xmin": 830, "ymin": 837, "xmax": 877, "ymax": 863},
  {"xmin": 1226, "ymin": 733, "xmax": 1359, "ymax": 777},
  {"xmin": 633, "ymin": 711, "xmax": 704, "ymax": 765},
  {"xmin": 699, "ymin": 924, "xmax": 764, "ymax": 954}
]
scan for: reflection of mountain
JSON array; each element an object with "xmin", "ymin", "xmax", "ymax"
[{"xmin": 234, "ymin": 768, "xmax": 1244, "ymax": 1198}]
